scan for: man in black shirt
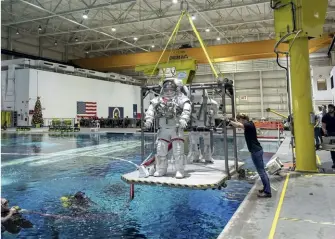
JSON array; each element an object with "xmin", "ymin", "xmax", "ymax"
[
  {"xmin": 322, "ymin": 104, "xmax": 335, "ymax": 169},
  {"xmin": 227, "ymin": 113, "xmax": 271, "ymax": 198}
]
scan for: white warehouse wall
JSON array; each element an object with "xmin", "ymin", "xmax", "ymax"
[
  {"xmin": 15, "ymin": 70, "xmax": 31, "ymax": 126},
  {"xmin": 194, "ymin": 70, "xmax": 288, "ymax": 119},
  {"xmin": 3, "ymin": 68, "xmax": 141, "ymax": 126},
  {"xmin": 27, "ymin": 69, "xmax": 141, "ymax": 119},
  {"xmin": 311, "ymin": 66, "xmax": 334, "ymax": 108},
  {"xmin": 312, "ymin": 66, "xmax": 333, "ymax": 101}
]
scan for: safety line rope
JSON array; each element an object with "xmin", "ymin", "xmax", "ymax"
[{"xmin": 149, "ymin": 11, "xmax": 186, "ymax": 79}]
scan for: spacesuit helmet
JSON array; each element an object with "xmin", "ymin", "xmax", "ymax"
[{"xmin": 162, "ymin": 79, "xmax": 177, "ymax": 98}]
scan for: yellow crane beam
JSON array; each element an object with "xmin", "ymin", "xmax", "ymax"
[{"xmin": 72, "ymin": 35, "xmax": 331, "ymax": 72}]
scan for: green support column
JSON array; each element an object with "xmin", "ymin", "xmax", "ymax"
[{"xmin": 290, "ymin": 37, "xmax": 317, "ymax": 172}]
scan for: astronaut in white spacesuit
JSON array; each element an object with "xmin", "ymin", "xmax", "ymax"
[
  {"xmin": 144, "ymin": 78, "xmax": 191, "ymax": 179},
  {"xmin": 187, "ymin": 91, "xmax": 218, "ymax": 163}
]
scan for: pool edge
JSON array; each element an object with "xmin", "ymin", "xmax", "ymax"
[{"xmin": 217, "ymin": 182, "xmax": 258, "ymax": 239}]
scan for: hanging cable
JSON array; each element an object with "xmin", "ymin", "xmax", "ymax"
[
  {"xmin": 149, "ymin": 11, "xmax": 186, "ymax": 81},
  {"xmin": 270, "ymin": 0, "xmax": 297, "ymax": 32},
  {"xmin": 186, "ymin": 12, "xmax": 218, "ymax": 78},
  {"xmin": 273, "ymin": 30, "xmax": 302, "ymax": 168},
  {"xmin": 162, "ymin": 14, "xmax": 184, "ymax": 81}
]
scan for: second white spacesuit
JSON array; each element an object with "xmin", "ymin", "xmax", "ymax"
[
  {"xmin": 144, "ymin": 78, "xmax": 191, "ymax": 179},
  {"xmin": 187, "ymin": 91, "xmax": 218, "ymax": 163}
]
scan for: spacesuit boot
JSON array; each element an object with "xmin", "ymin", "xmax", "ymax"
[
  {"xmin": 201, "ymin": 132, "xmax": 214, "ymax": 163},
  {"xmin": 153, "ymin": 156, "xmax": 168, "ymax": 177},
  {"xmin": 172, "ymin": 140, "xmax": 185, "ymax": 179},
  {"xmin": 174, "ymin": 155, "xmax": 185, "ymax": 179},
  {"xmin": 187, "ymin": 131, "xmax": 200, "ymax": 163}
]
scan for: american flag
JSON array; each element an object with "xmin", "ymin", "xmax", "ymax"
[{"xmin": 77, "ymin": 101, "xmax": 97, "ymax": 118}]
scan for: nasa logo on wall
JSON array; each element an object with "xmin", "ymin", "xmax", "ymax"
[
  {"xmin": 113, "ymin": 108, "xmax": 121, "ymax": 118},
  {"xmin": 177, "ymin": 71, "xmax": 187, "ymax": 79}
]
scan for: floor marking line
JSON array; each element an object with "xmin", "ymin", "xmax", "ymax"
[
  {"xmin": 305, "ymin": 174, "xmax": 335, "ymax": 177},
  {"xmin": 316, "ymin": 155, "xmax": 321, "ymax": 166},
  {"xmin": 268, "ymin": 173, "xmax": 290, "ymax": 239},
  {"xmin": 279, "ymin": 217, "xmax": 335, "ymax": 226}
]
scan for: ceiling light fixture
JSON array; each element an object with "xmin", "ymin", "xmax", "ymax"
[
  {"xmin": 54, "ymin": 40, "xmax": 57, "ymax": 46},
  {"xmin": 205, "ymin": 28, "xmax": 210, "ymax": 32},
  {"xmin": 134, "ymin": 37, "xmax": 138, "ymax": 41},
  {"xmin": 172, "ymin": 0, "xmax": 178, "ymax": 3},
  {"xmin": 86, "ymin": 51, "xmax": 89, "ymax": 54},
  {"xmin": 191, "ymin": 15, "xmax": 196, "ymax": 20},
  {"xmin": 111, "ymin": 27, "xmax": 116, "ymax": 32},
  {"xmin": 216, "ymin": 37, "xmax": 221, "ymax": 41},
  {"xmin": 38, "ymin": 25, "xmax": 42, "ymax": 31},
  {"xmin": 83, "ymin": 12, "xmax": 88, "ymax": 19},
  {"xmin": 75, "ymin": 37, "xmax": 78, "ymax": 42},
  {"xmin": 16, "ymin": 30, "xmax": 19, "ymax": 35},
  {"xmin": 151, "ymin": 45, "xmax": 155, "ymax": 48}
]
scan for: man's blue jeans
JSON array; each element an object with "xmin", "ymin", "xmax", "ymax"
[
  {"xmin": 251, "ymin": 150, "xmax": 271, "ymax": 195},
  {"xmin": 314, "ymin": 127, "xmax": 322, "ymax": 146}
]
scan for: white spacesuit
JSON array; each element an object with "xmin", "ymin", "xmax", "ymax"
[
  {"xmin": 144, "ymin": 78, "xmax": 191, "ymax": 179},
  {"xmin": 187, "ymin": 90, "xmax": 218, "ymax": 163}
]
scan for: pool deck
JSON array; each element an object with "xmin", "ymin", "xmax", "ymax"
[{"xmin": 218, "ymin": 137, "xmax": 335, "ymax": 239}]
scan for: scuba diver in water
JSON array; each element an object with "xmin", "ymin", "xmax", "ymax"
[
  {"xmin": 1, "ymin": 198, "xmax": 33, "ymax": 234},
  {"xmin": 60, "ymin": 191, "xmax": 95, "ymax": 214}
]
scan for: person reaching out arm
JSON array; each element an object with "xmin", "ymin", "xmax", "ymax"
[{"xmin": 226, "ymin": 114, "xmax": 271, "ymax": 198}]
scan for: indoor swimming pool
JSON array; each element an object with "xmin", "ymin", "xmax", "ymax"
[{"xmin": 1, "ymin": 133, "xmax": 278, "ymax": 239}]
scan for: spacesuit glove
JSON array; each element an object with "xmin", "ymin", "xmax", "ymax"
[
  {"xmin": 221, "ymin": 115, "xmax": 230, "ymax": 123},
  {"xmin": 144, "ymin": 120, "xmax": 152, "ymax": 129},
  {"xmin": 179, "ymin": 119, "xmax": 188, "ymax": 129}
]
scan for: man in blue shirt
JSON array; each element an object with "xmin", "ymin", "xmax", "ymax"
[{"xmin": 227, "ymin": 113, "xmax": 271, "ymax": 198}]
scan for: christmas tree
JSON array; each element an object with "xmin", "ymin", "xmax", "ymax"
[{"xmin": 32, "ymin": 97, "xmax": 44, "ymax": 126}]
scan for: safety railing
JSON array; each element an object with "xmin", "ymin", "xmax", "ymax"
[
  {"xmin": 43, "ymin": 118, "xmax": 76, "ymax": 127},
  {"xmin": 254, "ymin": 121, "xmax": 284, "ymax": 130},
  {"xmin": 78, "ymin": 118, "xmax": 141, "ymax": 128},
  {"xmin": 254, "ymin": 121, "xmax": 285, "ymax": 145}
]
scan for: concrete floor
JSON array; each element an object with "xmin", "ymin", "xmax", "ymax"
[{"xmin": 218, "ymin": 137, "xmax": 335, "ymax": 239}]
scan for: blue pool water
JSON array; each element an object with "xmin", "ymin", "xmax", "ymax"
[{"xmin": 1, "ymin": 133, "xmax": 278, "ymax": 239}]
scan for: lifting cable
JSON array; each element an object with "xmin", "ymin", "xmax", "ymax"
[
  {"xmin": 148, "ymin": 9, "xmax": 223, "ymax": 82},
  {"xmin": 271, "ymin": 0, "xmax": 299, "ymax": 168},
  {"xmin": 186, "ymin": 12, "xmax": 218, "ymax": 79},
  {"xmin": 274, "ymin": 29, "xmax": 302, "ymax": 168},
  {"xmin": 149, "ymin": 11, "xmax": 186, "ymax": 80}
]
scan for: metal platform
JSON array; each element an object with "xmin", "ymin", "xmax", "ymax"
[{"xmin": 121, "ymin": 160, "xmax": 244, "ymax": 190}]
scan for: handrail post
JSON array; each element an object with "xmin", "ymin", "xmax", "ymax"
[
  {"xmin": 221, "ymin": 84, "xmax": 230, "ymax": 177},
  {"xmin": 231, "ymin": 90, "xmax": 238, "ymax": 172},
  {"xmin": 141, "ymin": 87, "xmax": 145, "ymax": 161}
]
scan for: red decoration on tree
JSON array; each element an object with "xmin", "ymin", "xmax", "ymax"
[{"xmin": 32, "ymin": 97, "xmax": 44, "ymax": 126}]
